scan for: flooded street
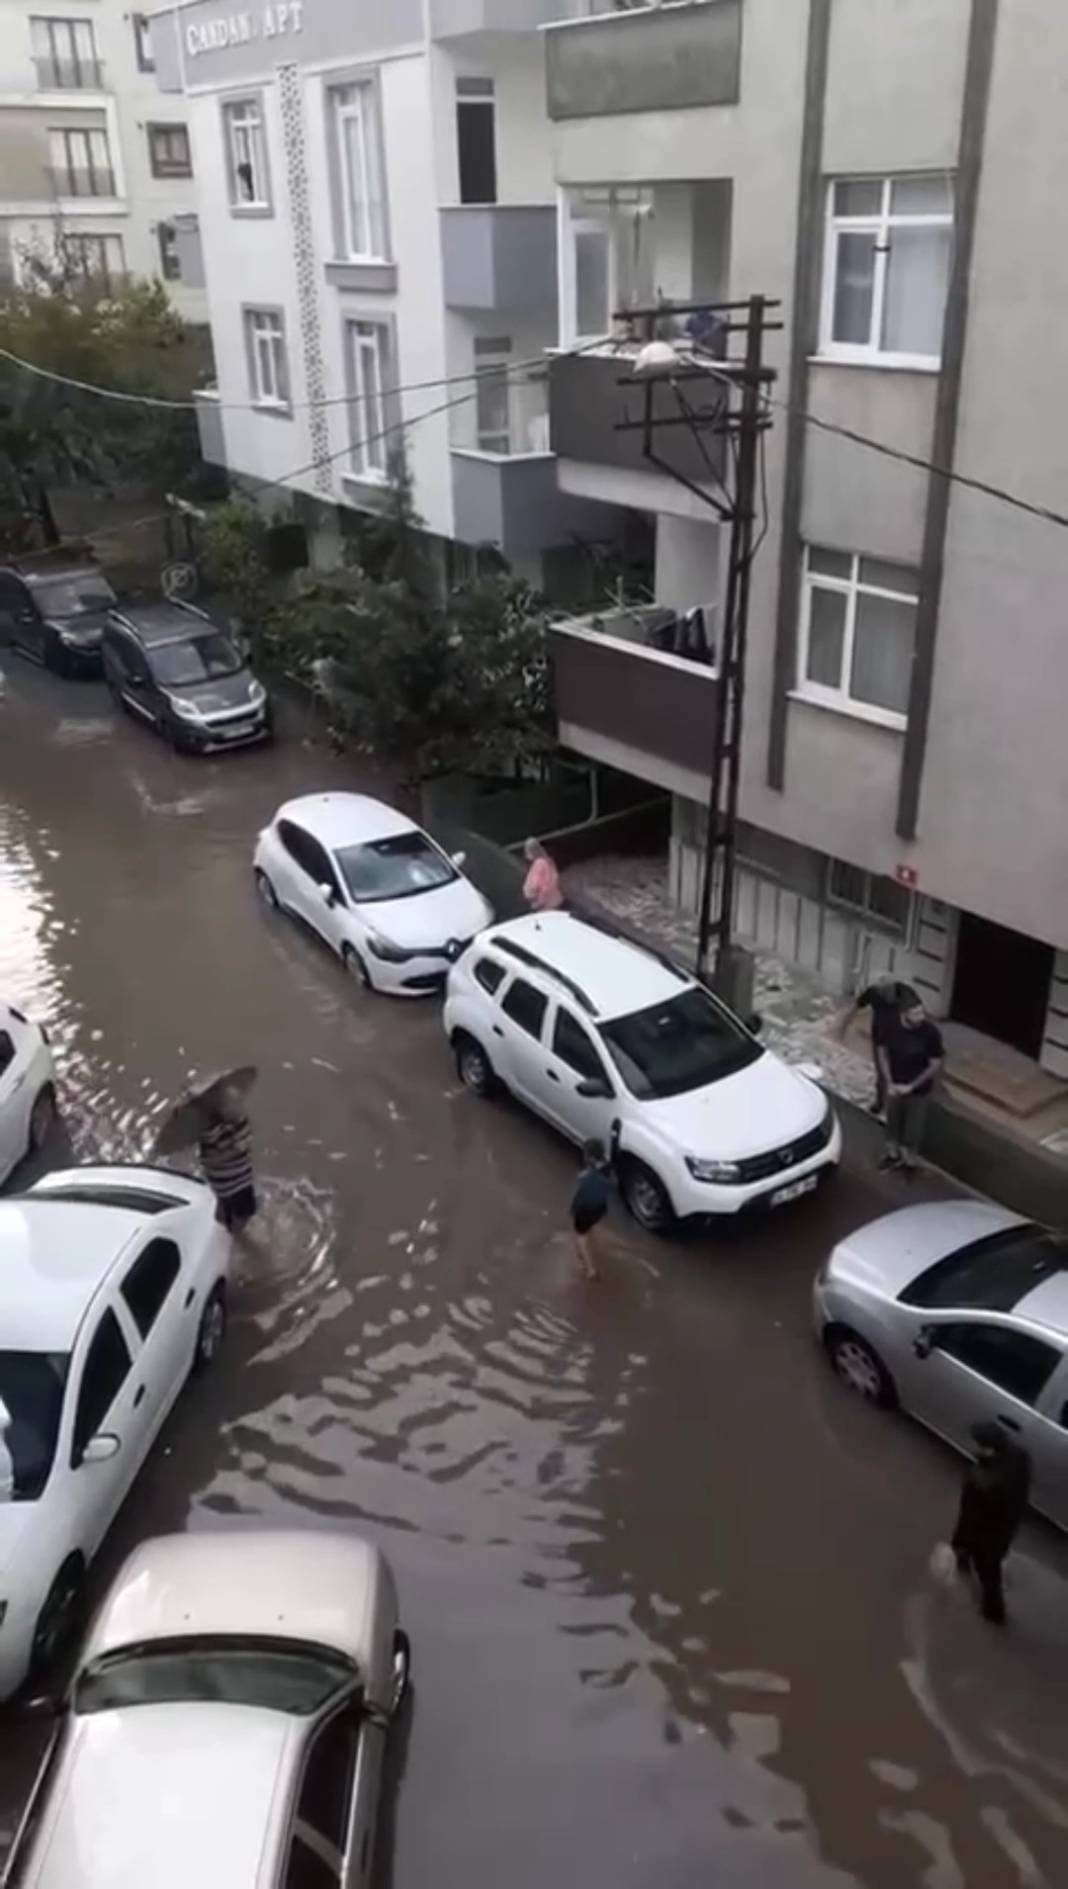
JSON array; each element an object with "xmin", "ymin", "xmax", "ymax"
[{"xmin": 2, "ymin": 659, "xmax": 1067, "ymax": 1888}]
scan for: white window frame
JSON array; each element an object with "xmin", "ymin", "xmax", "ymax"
[
  {"xmin": 244, "ymin": 308, "xmax": 290, "ymax": 410},
  {"xmin": 223, "ymin": 97, "xmax": 270, "ymax": 211},
  {"xmin": 796, "ymin": 546, "xmax": 919, "ymax": 730},
  {"xmin": 474, "ymin": 337, "xmax": 512, "ymax": 455},
  {"xmin": 331, "ymin": 79, "xmax": 386, "ymax": 262},
  {"xmin": 826, "ymin": 858, "xmax": 914, "ymax": 942},
  {"xmin": 31, "ymin": 16, "xmax": 99, "ymax": 89},
  {"xmin": 63, "ymin": 232, "xmax": 124, "ymax": 289},
  {"xmin": 346, "ymin": 320, "xmax": 390, "ymax": 479},
  {"xmin": 818, "ymin": 175, "xmax": 953, "ymax": 370},
  {"xmin": 48, "ymin": 126, "xmax": 114, "ymax": 197}
]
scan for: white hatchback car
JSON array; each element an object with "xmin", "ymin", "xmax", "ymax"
[
  {"xmin": 0, "ymin": 1167, "xmax": 231, "ymax": 1702},
  {"xmin": 254, "ymin": 792, "xmax": 493, "ymax": 995},
  {"xmin": 444, "ymin": 912, "xmax": 841, "ymax": 1231},
  {"xmin": 0, "ymin": 1002, "xmax": 57, "ymax": 1187},
  {"xmin": 5, "ymin": 1529, "xmax": 410, "ymax": 1889}
]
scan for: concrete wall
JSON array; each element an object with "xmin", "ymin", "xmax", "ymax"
[
  {"xmin": 822, "ymin": 0, "xmax": 968, "ymax": 173},
  {"xmin": 654, "ymin": 515, "xmax": 721, "ymax": 621}
]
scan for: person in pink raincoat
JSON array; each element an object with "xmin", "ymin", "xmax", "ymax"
[{"xmin": 522, "ymin": 838, "xmax": 563, "ymax": 912}]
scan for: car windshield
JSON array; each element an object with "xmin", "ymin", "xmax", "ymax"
[
  {"xmin": 0, "ymin": 1351, "xmax": 70, "ymax": 1502},
  {"xmin": 599, "ymin": 987, "xmax": 762, "ymax": 1099},
  {"xmin": 149, "ymin": 633, "xmax": 242, "ymax": 688},
  {"xmin": 75, "ymin": 1638, "xmax": 356, "ymax": 1717},
  {"xmin": 900, "ymin": 1224, "xmax": 1068, "ymax": 1311},
  {"xmin": 335, "ymin": 831, "xmax": 457, "ymax": 904},
  {"xmin": 34, "ymin": 577, "xmax": 116, "ymax": 618}
]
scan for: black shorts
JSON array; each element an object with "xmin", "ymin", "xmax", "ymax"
[
  {"xmin": 216, "ymin": 1185, "xmax": 257, "ymax": 1229},
  {"xmin": 572, "ymin": 1204, "xmax": 606, "ymax": 1236}
]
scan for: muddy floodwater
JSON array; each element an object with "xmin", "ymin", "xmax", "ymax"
[{"xmin": 2, "ymin": 660, "xmax": 1067, "ymax": 1888}]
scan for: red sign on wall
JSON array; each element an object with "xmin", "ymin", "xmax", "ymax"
[{"xmin": 895, "ymin": 864, "xmax": 919, "ymax": 889}]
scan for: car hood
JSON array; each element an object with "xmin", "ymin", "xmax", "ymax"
[
  {"xmin": 169, "ymin": 670, "xmax": 264, "ymax": 717},
  {"xmin": 828, "ymin": 1200, "xmax": 1026, "ymax": 1299},
  {"xmin": 44, "ymin": 611, "xmax": 109, "ymax": 645},
  {"xmin": 0, "ymin": 1499, "xmax": 37, "ymax": 1580},
  {"xmin": 354, "ymin": 875, "xmax": 491, "ymax": 951},
  {"xmin": 637, "ymin": 1050, "xmax": 827, "ymax": 1159}
]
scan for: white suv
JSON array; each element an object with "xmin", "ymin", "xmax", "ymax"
[{"xmin": 443, "ymin": 912, "xmax": 841, "ymax": 1231}]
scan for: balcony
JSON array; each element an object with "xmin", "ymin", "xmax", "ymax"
[
  {"xmin": 450, "ymin": 366, "xmax": 620, "ymax": 553},
  {"xmin": 441, "ymin": 206, "xmax": 557, "ymax": 313},
  {"xmin": 551, "ymin": 605, "xmax": 720, "ymax": 795},
  {"xmin": 430, "ymin": 0, "xmax": 568, "ymax": 37},
  {"xmin": 550, "ymin": 346, "xmax": 728, "ymax": 489},
  {"xmin": 34, "ymin": 56, "xmax": 107, "ymax": 91},
  {"xmin": 546, "ymin": 0, "xmax": 742, "ymax": 120},
  {"xmin": 194, "ymin": 390, "xmax": 225, "ymax": 467}
]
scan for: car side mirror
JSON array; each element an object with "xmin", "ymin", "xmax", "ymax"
[
  {"xmin": 319, "ymin": 882, "xmax": 338, "ymax": 908},
  {"xmin": 576, "ymin": 1077, "xmax": 612, "ymax": 1100},
  {"xmin": 451, "ymin": 850, "xmax": 467, "ymax": 868},
  {"xmin": 913, "ymin": 1328, "xmax": 933, "ymax": 1361},
  {"xmin": 747, "ymin": 1012, "xmax": 764, "ymax": 1035},
  {"xmin": 81, "ymin": 1432, "xmax": 121, "ymax": 1465}
]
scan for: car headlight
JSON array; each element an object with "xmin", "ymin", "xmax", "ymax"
[
  {"xmin": 367, "ymin": 932, "xmax": 411, "ymax": 963},
  {"xmin": 168, "ymin": 695, "xmax": 203, "ymax": 720},
  {"xmin": 248, "ymin": 680, "xmax": 266, "ymax": 709},
  {"xmin": 685, "ymin": 1156, "xmax": 743, "ymax": 1184}
]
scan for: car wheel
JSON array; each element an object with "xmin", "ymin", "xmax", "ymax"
[
  {"xmin": 827, "ymin": 1329, "xmax": 896, "ymax": 1408},
  {"xmin": 30, "ymin": 1557, "xmax": 84, "ymax": 1682},
  {"xmin": 43, "ymin": 632, "xmax": 66, "ymax": 676},
  {"xmin": 27, "ymin": 1084, "xmax": 57, "ymax": 1156},
  {"xmin": 342, "ymin": 944, "xmax": 373, "ymax": 991},
  {"xmin": 454, "ymin": 1032, "xmax": 496, "ymax": 1097},
  {"xmin": 254, "ymin": 868, "xmax": 279, "ymax": 911},
  {"xmin": 619, "ymin": 1158, "xmax": 676, "ymax": 1233},
  {"xmin": 193, "ymin": 1284, "xmax": 227, "ymax": 1374}
]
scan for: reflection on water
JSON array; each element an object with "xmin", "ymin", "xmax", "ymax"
[{"xmin": 2, "ymin": 667, "xmax": 1067, "ymax": 1889}]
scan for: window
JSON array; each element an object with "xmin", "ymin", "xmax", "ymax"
[
  {"xmin": 31, "ymin": 16, "xmax": 100, "ymax": 89},
  {"xmin": 456, "ymin": 77, "xmax": 496, "ymax": 205},
  {"xmin": 346, "ymin": 320, "xmax": 390, "ymax": 477},
  {"xmin": 600, "ymin": 987, "xmax": 761, "ymax": 1100},
  {"xmin": 474, "ymin": 336, "xmax": 511, "ymax": 453},
  {"xmin": 49, "ymin": 126, "xmax": 114, "ymax": 197},
  {"xmin": 76, "ymin": 1640, "xmax": 353, "ymax": 1717},
  {"xmin": 473, "ymin": 958, "xmax": 506, "ymax": 996},
  {"xmin": 121, "ymin": 1238, "xmax": 180, "ymax": 1339},
  {"xmin": 284, "ymin": 1709, "xmax": 360, "ymax": 1886},
  {"xmin": 0, "ymin": 1030, "xmax": 15, "ymax": 1076},
  {"xmin": 553, "ymin": 1009, "xmax": 610, "ymax": 1085},
  {"xmin": 63, "ymin": 232, "xmax": 125, "ymax": 289},
  {"xmin": 798, "ymin": 546, "xmax": 918, "ymax": 724},
  {"xmin": 244, "ymin": 309, "xmax": 290, "ymax": 409},
  {"xmin": 72, "ymin": 1309, "xmax": 131, "ymax": 1464},
  {"xmin": 930, "ymin": 1323, "xmax": 1060, "ymax": 1407},
  {"xmin": 148, "ymin": 123, "xmax": 192, "ymax": 179},
  {"xmin": 224, "ymin": 98, "xmax": 269, "ymax": 209},
  {"xmin": 0, "ymin": 1350, "xmax": 69, "ymax": 1500},
  {"xmin": 133, "ymin": 12, "xmax": 156, "ymax": 72},
  {"xmin": 331, "ymin": 81, "xmax": 385, "ymax": 260},
  {"xmin": 821, "ymin": 175, "xmax": 953, "ymax": 366},
  {"xmin": 901, "ymin": 1225, "xmax": 1068, "ymax": 1313},
  {"xmin": 827, "ymin": 858, "xmax": 912, "ymax": 938},
  {"xmin": 562, "ymin": 188, "xmax": 654, "ymax": 345},
  {"xmin": 157, "ymin": 221, "xmax": 181, "ymax": 282},
  {"xmin": 285, "ymin": 1842, "xmax": 338, "ymax": 1889},
  {"xmin": 335, "ymin": 832, "xmax": 456, "ymax": 904},
  {"xmin": 501, "ymin": 978, "xmax": 548, "ymax": 1042}
]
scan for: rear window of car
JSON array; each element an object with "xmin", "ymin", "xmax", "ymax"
[
  {"xmin": 75, "ymin": 1639, "xmax": 356, "ymax": 1717},
  {"xmin": 600, "ymin": 986, "xmax": 761, "ymax": 1099},
  {"xmin": 900, "ymin": 1225, "xmax": 1068, "ymax": 1311}
]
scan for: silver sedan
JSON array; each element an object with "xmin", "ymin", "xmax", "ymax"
[{"xmin": 814, "ymin": 1200, "xmax": 1068, "ymax": 1531}]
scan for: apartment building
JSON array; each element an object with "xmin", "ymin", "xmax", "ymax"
[
  {"xmin": 148, "ymin": 0, "xmax": 618, "ymax": 587},
  {"xmin": 0, "ymin": 3, "xmax": 205, "ymax": 315},
  {"xmin": 544, "ymin": 0, "xmax": 1068, "ymax": 1084}
]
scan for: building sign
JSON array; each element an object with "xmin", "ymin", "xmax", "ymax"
[
  {"xmin": 895, "ymin": 863, "xmax": 919, "ymax": 889},
  {"xmin": 186, "ymin": 3, "xmax": 304, "ymax": 58}
]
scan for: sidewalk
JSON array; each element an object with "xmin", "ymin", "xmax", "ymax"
[{"xmin": 565, "ymin": 853, "xmax": 1068, "ymax": 1229}]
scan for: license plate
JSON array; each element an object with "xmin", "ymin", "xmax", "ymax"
[
  {"xmin": 769, "ymin": 1174, "xmax": 819, "ymax": 1207},
  {"xmin": 218, "ymin": 721, "xmax": 252, "ymax": 740}
]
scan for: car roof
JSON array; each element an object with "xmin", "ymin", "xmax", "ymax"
[
  {"xmin": 0, "ymin": 1200, "xmax": 145, "ymax": 1351},
  {"xmin": 275, "ymin": 792, "xmax": 415, "ymax": 850},
  {"xmin": 1015, "ymin": 1272, "xmax": 1068, "ymax": 1337},
  {"xmin": 109, "ymin": 601, "xmax": 213, "ymax": 646},
  {"xmin": 22, "ymin": 1703, "xmax": 296, "ymax": 1889},
  {"xmin": 480, "ymin": 912, "xmax": 690, "ymax": 1021},
  {"xmin": 83, "ymin": 1529, "xmax": 387, "ymax": 1673}
]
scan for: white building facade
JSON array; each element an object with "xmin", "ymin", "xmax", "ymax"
[{"xmin": 0, "ymin": 2, "xmax": 205, "ymax": 318}]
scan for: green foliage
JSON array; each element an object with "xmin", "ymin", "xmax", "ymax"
[{"xmin": 200, "ymin": 499, "xmax": 277, "ymax": 641}]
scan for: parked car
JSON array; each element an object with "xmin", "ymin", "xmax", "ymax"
[
  {"xmin": 102, "ymin": 600, "xmax": 271, "ymax": 753},
  {"xmin": 443, "ymin": 911, "xmax": 840, "ymax": 1230},
  {"xmin": 4, "ymin": 1528, "xmax": 410, "ymax": 1888},
  {"xmin": 0, "ymin": 1002, "xmax": 56, "ymax": 1187},
  {"xmin": 814, "ymin": 1200, "xmax": 1068, "ymax": 1530},
  {"xmin": 0, "ymin": 1167, "xmax": 231, "ymax": 1701},
  {"xmin": 254, "ymin": 792, "xmax": 493, "ymax": 995},
  {"xmin": 0, "ymin": 565, "xmax": 117, "ymax": 676}
]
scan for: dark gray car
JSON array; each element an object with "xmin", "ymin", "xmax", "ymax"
[
  {"xmin": 0, "ymin": 565, "xmax": 118, "ymax": 676},
  {"xmin": 102, "ymin": 600, "xmax": 272, "ymax": 753}
]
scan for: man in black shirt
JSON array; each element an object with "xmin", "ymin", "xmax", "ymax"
[
  {"xmin": 952, "ymin": 1420, "xmax": 1031, "ymax": 1624},
  {"xmin": 838, "ymin": 973, "xmax": 919, "ymax": 1115},
  {"xmin": 879, "ymin": 1001, "xmax": 943, "ymax": 1173}
]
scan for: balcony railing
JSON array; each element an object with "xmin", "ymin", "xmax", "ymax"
[
  {"xmin": 551, "ymin": 605, "xmax": 721, "ymax": 792},
  {"xmin": 546, "ymin": 0, "xmax": 742, "ymax": 121},
  {"xmin": 441, "ymin": 205, "xmax": 557, "ymax": 313},
  {"xmin": 430, "ymin": 0, "xmax": 565, "ymax": 38},
  {"xmin": 34, "ymin": 56, "xmax": 107, "ymax": 91},
  {"xmin": 47, "ymin": 166, "xmax": 116, "ymax": 199},
  {"xmin": 549, "ymin": 345, "xmax": 728, "ymax": 488}
]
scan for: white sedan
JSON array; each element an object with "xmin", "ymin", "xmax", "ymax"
[
  {"xmin": 6, "ymin": 1529, "xmax": 410, "ymax": 1889},
  {"xmin": 0, "ymin": 1167, "xmax": 231, "ymax": 1702},
  {"xmin": 0, "ymin": 1001, "xmax": 57, "ymax": 1187},
  {"xmin": 253, "ymin": 791, "xmax": 493, "ymax": 995}
]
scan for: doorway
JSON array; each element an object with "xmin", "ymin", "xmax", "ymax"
[{"xmin": 950, "ymin": 911, "xmax": 1054, "ymax": 1059}]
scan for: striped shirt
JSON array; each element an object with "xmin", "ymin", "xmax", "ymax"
[{"xmin": 198, "ymin": 1115, "xmax": 254, "ymax": 1199}]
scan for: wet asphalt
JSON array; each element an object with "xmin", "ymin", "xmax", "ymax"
[{"xmin": 1, "ymin": 655, "xmax": 1067, "ymax": 1888}]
